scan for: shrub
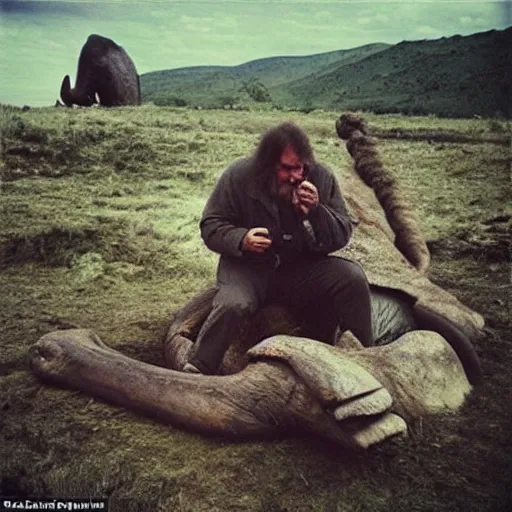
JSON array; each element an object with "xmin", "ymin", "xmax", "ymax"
[
  {"xmin": 487, "ymin": 119, "xmax": 507, "ymax": 133},
  {"xmin": 240, "ymin": 79, "xmax": 272, "ymax": 102},
  {"xmin": 153, "ymin": 96, "xmax": 188, "ymax": 107}
]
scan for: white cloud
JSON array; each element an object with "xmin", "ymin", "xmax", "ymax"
[
  {"xmin": 218, "ymin": 16, "xmax": 238, "ymax": 29},
  {"xmin": 460, "ymin": 16, "xmax": 474, "ymax": 25},
  {"xmin": 415, "ymin": 25, "xmax": 441, "ymax": 38},
  {"xmin": 356, "ymin": 12, "xmax": 389, "ymax": 26},
  {"xmin": 179, "ymin": 14, "xmax": 212, "ymax": 25},
  {"xmin": 314, "ymin": 10, "xmax": 332, "ymax": 22}
]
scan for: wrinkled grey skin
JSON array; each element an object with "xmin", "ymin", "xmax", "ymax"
[{"xmin": 60, "ymin": 34, "xmax": 141, "ymax": 107}]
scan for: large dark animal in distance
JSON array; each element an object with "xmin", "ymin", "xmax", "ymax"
[{"xmin": 60, "ymin": 34, "xmax": 141, "ymax": 107}]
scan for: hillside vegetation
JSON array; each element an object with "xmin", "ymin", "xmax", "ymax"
[
  {"xmin": 142, "ymin": 43, "xmax": 389, "ymax": 109},
  {"xmin": 1, "ymin": 104, "xmax": 511, "ymax": 511},
  {"xmin": 141, "ymin": 28, "xmax": 511, "ymax": 118}
]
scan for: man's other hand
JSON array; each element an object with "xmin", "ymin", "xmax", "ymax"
[{"xmin": 242, "ymin": 227, "xmax": 272, "ymax": 253}]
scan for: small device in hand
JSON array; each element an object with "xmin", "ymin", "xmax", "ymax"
[{"xmin": 267, "ymin": 227, "xmax": 293, "ymax": 248}]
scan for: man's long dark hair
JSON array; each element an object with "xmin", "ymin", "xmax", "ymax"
[{"xmin": 252, "ymin": 122, "xmax": 315, "ymax": 182}]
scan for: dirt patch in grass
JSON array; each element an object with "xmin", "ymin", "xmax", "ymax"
[
  {"xmin": 1, "ymin": 222, "xmax": 137, "ymax": 267},
  {"xmin": 373, "ymin": 128, "xmax": 510, "ymax": 145}
]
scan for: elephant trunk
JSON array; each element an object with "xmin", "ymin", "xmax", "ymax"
[
  {"xmin": 60, "ymin": 75, "xmax": 75, "ymax": 107},
  {"xmin": 336, "ymin": 113, "xmax": 431, "ymax": 273},
  {"xmin": 60, "ymin": 75, "xmax": 94, "ymax": 107}
]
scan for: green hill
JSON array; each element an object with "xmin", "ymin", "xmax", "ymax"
[
  {"xmin": 141, "ymin": 43, "xmax": 391, "ymax": 108},
  {"xmin": 140, "ymin": 28, "xmax": 511, "ymax": 118},
  {"xmin": 274, "ymin": 28, "xmax": 511, "ymax": 117}
]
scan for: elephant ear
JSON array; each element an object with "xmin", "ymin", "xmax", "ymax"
[
  {"xmin": 248, "ymin": 335, "xmax": 389, "ymax": 408},
  {"xmin": 248, "ymin": 335, "xmax": 407, "ymax": 448},
  {"xmin": 60, "ymin": 75, "xmax": 75, "ymax": 106}
]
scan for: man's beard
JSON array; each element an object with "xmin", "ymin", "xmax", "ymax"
[{"xmin": 277, "ymin": 182, "xmax": 295, "ymax": 202}]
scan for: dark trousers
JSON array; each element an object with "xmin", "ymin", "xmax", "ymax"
[{"xmin": 189, "ymin": 255, "xmax": 373, "ymax": 374}]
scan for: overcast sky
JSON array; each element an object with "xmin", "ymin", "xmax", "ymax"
[{"xmin": 1, "ymin": 0, "xmax": 510, "ymax": 106}]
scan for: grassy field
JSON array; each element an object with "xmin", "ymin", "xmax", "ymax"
[{"xmin": 0, "ymin": 105, "xmax": 511, "ymax": 511}]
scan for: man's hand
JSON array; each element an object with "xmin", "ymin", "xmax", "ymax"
[
  {"xmin": 293, "ymin": 180, "xmax": 319, "ymax": 215},
  {"xmin": 242, "ymin": 227, "xmax": 272, "ymax": 253}
]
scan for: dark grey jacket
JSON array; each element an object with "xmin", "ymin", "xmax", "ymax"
[{"xmin": 200, "ymin": 156, "xmax": 353, "ymax": 265}]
